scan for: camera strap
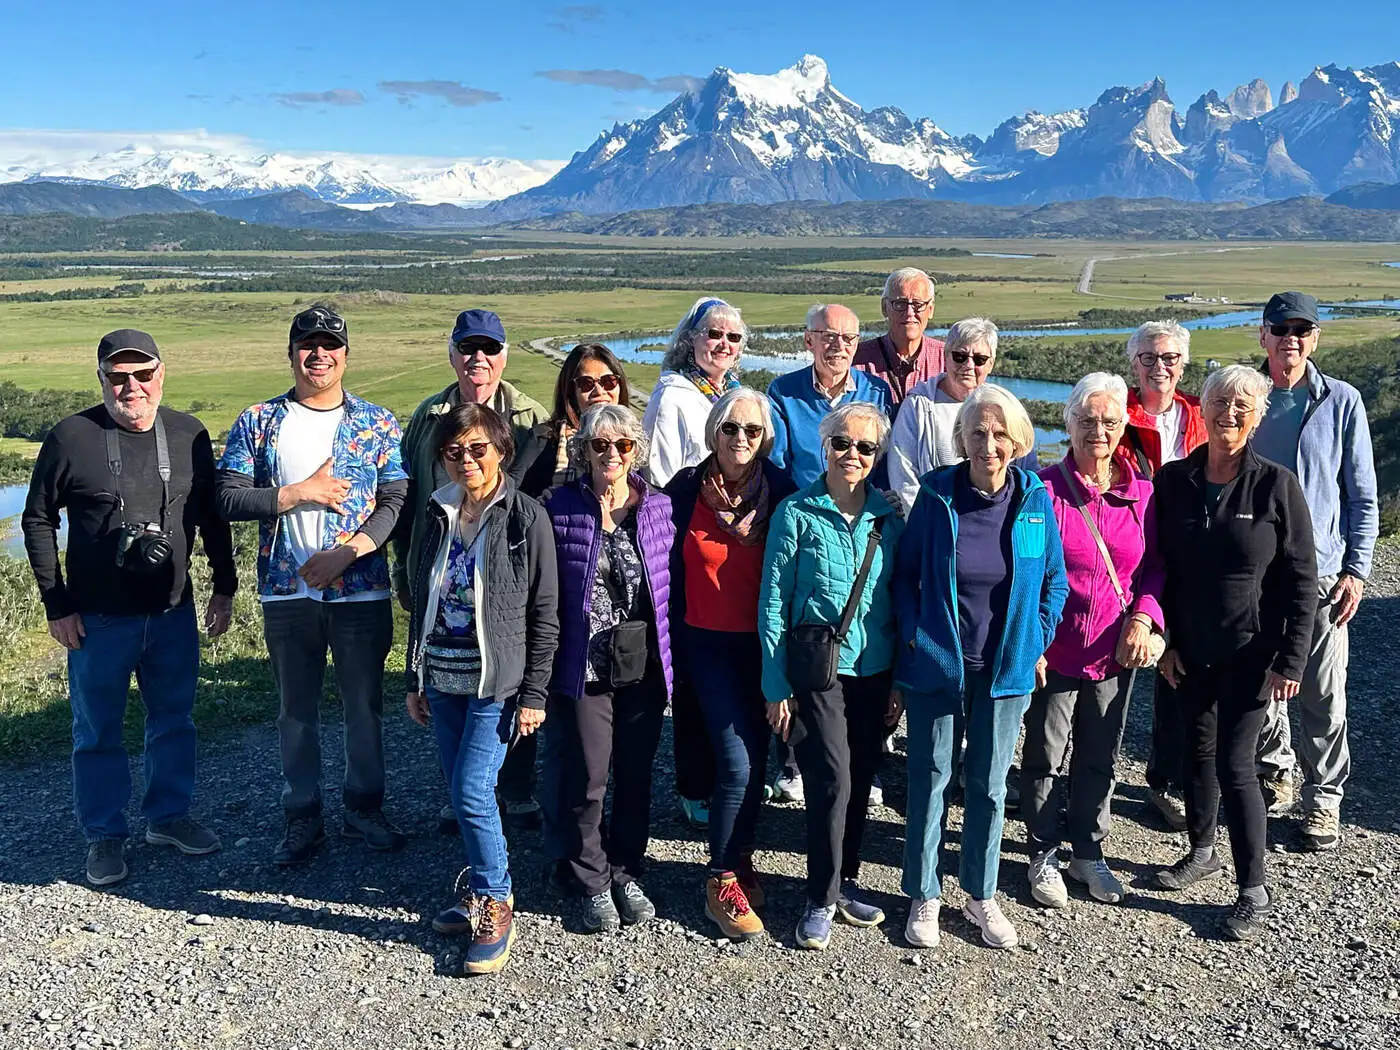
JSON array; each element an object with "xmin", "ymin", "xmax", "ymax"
[{"xmin": 106, "ymin": 413, "xmax": 171, "ymax": 530}]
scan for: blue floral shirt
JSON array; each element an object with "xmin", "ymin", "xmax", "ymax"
[{"xmin": 218, "ymin": 390, "xmax": 407, "ymax": 599}]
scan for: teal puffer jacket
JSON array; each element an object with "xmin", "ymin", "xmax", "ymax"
[{"xmin": 758, "ymin": 475, "xmax": 905, "ymax": 702}]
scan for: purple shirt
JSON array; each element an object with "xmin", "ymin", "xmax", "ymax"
[
  {"xmin": 852, "ymin": 334, "xmax": 946, "ymax": 405},
  {"xmin": 953, "ymin": 466, "xmax": 1014, "ymax": 672}
]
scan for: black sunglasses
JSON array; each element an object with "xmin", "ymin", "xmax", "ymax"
[
  {"xmin": 293, "ymin": 310, "xmax": 346, "ymax": 333},
  {"xmin": 1268, "ymin": 322, "xmax": 1316, "ymax": 338},
  {"xmin": 572, "ymin": 374, "xmax": 621, "ymax": 394},
  {"xmin": 705, "ymin": 328, "xmax": 744, "ymax": 345},
  {"xmin": 720, "ymin": 421, "xmax": 764, "ymax": 440},
  {"xmin": 949, "ymin": 351, "xmax": 992, "ymax": 367},
  {"xmin": 590, "ymin": 438, "xmax": 635, "ymax": 456},
  {"xmin": 441, "ymin": 442, "xmax": 494, "ymax": 463},
  {"xmin": 104, "ymin": 367, "xmax": 159, "ymax": 386},
  {"xmin": 456, "ymin": 340, "xmax": 505, "ymax": 357},
  {"xmin": 1135, "ymin": 351, "xmax": 1183, "ymax": 367},
  {"xmin": 828, "ymin": 435, "xmax": 879, "ymax": 457}
]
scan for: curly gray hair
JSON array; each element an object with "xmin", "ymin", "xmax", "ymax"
[
  {"xmin": 659, "ymin": 296, "xmax": 748, "ymax": 373},
  {"xmin": 568, "ymin": 403, "xmax": 650, "ymax": 470}
]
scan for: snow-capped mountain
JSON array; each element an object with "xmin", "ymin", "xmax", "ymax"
[{"xmin": 1, "ymin": 148, "xmax": 564, "ymax": 206}]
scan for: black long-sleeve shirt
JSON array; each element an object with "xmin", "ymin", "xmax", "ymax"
[{"xmin": 22, "ymin": 405, "xmax": 237, "ymax": 619}]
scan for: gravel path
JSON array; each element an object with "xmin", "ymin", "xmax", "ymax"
[{"xmin": 2, "ymin": 545, "xmax": 1397, "ymax": 1050}]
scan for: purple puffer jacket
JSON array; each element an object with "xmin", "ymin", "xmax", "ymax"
[{"xmin": 543, "ymin": 473, "xmax": 675, "ymax": 700}]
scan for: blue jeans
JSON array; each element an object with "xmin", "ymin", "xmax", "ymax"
[
  {"xmin": 67, "ymin": 602, "xmax": 200, "ymax": 842},
  {"xmin": 684, "ymin": 626, "xmax": 769, "ymax": 871},
  {"xmin": 426, "ymin": 687, "xmax": 516, "ymax": 901},
  {"xmin": 903, "ymin": 670, "xmax": 1030, "ymax": 901}
]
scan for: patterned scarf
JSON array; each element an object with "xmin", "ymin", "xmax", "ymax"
[
  {"xmin": 700, "ymin": 459, "xmax": 772, "ymax": 545},
  {"xmin": 681, "ymin": 354, "xmax": 740, "ymax": 403}
]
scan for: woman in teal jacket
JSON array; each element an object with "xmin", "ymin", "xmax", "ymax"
[
  {"xmin": 759, "ymin": 402, "xmax": 905, "ymax": 952},
  {"xmin": 893, "ymin": 384, "xmax": 1067, "ymax": 953}
]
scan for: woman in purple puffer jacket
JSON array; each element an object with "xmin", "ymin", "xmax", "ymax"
[{"xmin": 543, "ymin": 403, "xmax": 676, "ymax": 936}]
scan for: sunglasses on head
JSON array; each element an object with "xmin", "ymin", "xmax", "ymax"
[
  {"xmin": 441, "ymin": 442, "xmax": 494, "ymax": 463},
  {"xmin": 104, "ymin": 366, "xmax": 159, "ymax": 387},
  {"xmin": 949, "ymin": 350, "xmax": 991, "ymax": 367},
  {"xmin": 828, "ymin": 435, "xmax": 879, "ymax": 457},
  {"xmin": 572, "ymin": 373, "xmax": 621, "ymax": 394},
  {"xmin": 456, "ymin": 340, "xmax": 505, "ymax": 357},
  {"xmin": 720, "ymin": 421, "xmax": 764, "ymax": 440},
  {"xmin": 705, "ymin": 328, "xmax": 744, "ymax": 345},
  {"xmin": 1268, "ymin": 322, "xmax": 1316, "ymax": 338},
  {"xmin": 293, "ymin": 310, "xmax": 346, "ymax": 334},
  {"xmin": 590, "ymin": 437, "xmax": 635, "ymax": 456},
  {"xmin": 1136, "ymin": 351, "xmax": 1183, "ymax": 367}
]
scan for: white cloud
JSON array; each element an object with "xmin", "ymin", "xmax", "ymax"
[{"xmin": 0, "ymin": 128, "xmax": 257, "ymax": 169}]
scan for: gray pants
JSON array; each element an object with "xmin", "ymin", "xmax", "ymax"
[
  {"xmin": 1256, "ymin": 574, "xmax": 1350, "ymax": 813},
  {"xmin": 263, "ymin": 597, "xmax": 395, "ymax": 818},
  {"xmin": 1022, "ymin": 668, "xmax": 1135, "ymax": 860}
]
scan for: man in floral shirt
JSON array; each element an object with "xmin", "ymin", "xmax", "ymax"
[{"xmin": 216, "ymin": 304, "xmax": 409, "ymax": 865}]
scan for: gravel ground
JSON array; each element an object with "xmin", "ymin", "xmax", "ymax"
[{"xmin": 2, "ymin": 545, "xmax": 1397, "ymax": 1050}]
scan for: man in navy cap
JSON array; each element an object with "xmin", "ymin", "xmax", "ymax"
[
  {"xmin": 1251, "ymin": 291, "xmax": 1378, "ymax": 852},
  {"xmin": 392, "ymin": 309, "xmax": 547, "ymax": 833}
]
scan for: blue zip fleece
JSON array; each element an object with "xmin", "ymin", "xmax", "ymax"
[
  {"xmin": 893, "ymin": 464, "xmax": 1068, "ymax": 699},
  {"xmin": 766, "ymin": 365, "xmax": 894, "ymax": 490}
]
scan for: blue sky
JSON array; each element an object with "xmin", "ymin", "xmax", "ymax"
[{"xmin": 2, "ymin": 0, "xmax": 1398, "ymax": 161}]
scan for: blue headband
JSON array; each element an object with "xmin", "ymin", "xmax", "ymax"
[{"xmin": 688, "ymin": 298, "xmax": 726, "ymax": 328}]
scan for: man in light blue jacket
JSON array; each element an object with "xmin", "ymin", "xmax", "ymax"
[{"xmin": 1250, "ymin": 292, "xmax": 1378, "ymax": 852}]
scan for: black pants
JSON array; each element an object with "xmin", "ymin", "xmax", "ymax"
[
  {"xmin": 496, "ymin": 731, "xmax": 537, "ymax": 804},
  {"xmin": 562, "ymin": 668, "xmax": 667, "ymax": 896},
  {"xmin": 1176, "ymin": 656, "xmax": 1271, "ymax": 889},
  {"xmin": 671, "ymin": 677, "xmax": 716, "ymax": 802},
  {"xmin": 792, "ymin": 670, "xmax": 891, "ymax": 906},
  {"xmin": 1146, "ymin": 672, "xmax": 1186, "ymax": 792}
]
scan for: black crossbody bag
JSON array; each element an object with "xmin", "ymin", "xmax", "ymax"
[
  {"xmin": 597, "ymin": 537, "xmax": 650, "ymax": 688},
  {"xmin": 786, "ymin": 524, "xmax": 882, "ymax": 695}
]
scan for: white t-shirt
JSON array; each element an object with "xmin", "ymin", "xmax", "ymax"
[
  {"xmin": 1150, "ymin": 402, "xmax": 1187, "ymax": 464},
  {"xmin": 264, "ymin": 401, "xmax": 386, "ymax": 604}
]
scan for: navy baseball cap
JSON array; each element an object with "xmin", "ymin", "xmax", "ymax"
[
  {"xmin": 97, "ymin": 329, "xmax": 161, "ymax": 365},
  {"xmin": 1263, "ymin": 292, "xmax": 1319, "ymax": 326},
  {"xmin": 451, "ymin": 309, "xmax": 506, "ymax": 347}
]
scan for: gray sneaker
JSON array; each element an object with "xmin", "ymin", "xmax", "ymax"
[
  {"xmin": 86, "ymin": 838, "xmax": 128, "ymax": 887},
  {"xmin": 342, "ymin": 808, "xmax": 407, "ymax": 852},
  {"xmin": 145, "ymin": 817, "xmax": 222, "ymax": 856}
]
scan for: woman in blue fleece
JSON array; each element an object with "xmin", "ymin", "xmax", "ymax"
[{"xmin": 893, "ymin": 384, "xmax": 1068, "ymax": 952}]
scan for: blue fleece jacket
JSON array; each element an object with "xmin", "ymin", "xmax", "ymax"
[
  {"xmin": 766, "ymin": 366, "xmax": 893, "ymax": 490},
  {"xmin": 892, "ymin": 463, "xmax": 1069, "ymax": 699}
]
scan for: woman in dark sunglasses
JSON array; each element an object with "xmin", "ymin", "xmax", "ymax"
[
  {"xmin": 402, "ymin": 402, "xmax": 560, "ymax": 975},
  {"xmin": 514, "ymin": 343, "xmax": 630, "ymax": 500},
  {"xmin": 542, "ymin": 403, "xmax": 677, "ymax": 934},
  {"xmin": 758, "ymin": 402, "xmax": 905, "ymax": 951}
]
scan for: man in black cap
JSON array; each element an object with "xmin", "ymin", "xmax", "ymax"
[
  {"xmin": 21, "ymin": 330, "xmax": 237, "ymax": 887},
  {"xmin": 1251, "ymin": 291, "xmax": 1378, "ymax": 851},
  {"xmin": 217, "ymin": 304, "xmax": 409, "ymax": 865}
]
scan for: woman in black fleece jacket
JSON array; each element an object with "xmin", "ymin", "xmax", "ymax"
[{"xmin": 1151, "ymin": 365, "xmax": 1316, "ymax": 942}]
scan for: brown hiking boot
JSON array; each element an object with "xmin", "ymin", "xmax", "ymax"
[
  {"xmin": 737, "ymin": 855, "xmax": 766, "ymax": 909},
  {"xmin": 464, "ymin": 896, "xmax": 516, "ymax": 975},
  {"xmin": 706, "ymin": 873, "xmax": 764, "ymax": 940}
]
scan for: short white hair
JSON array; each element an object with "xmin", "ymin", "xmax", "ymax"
[
  {"xmin": 704, "ymin": 387, "xmax": 775, "ymax": 459},
  {"xmin": 818, "ymin": 402, "xmax": 891, "ymax": 460},
  {"xmin": 953, "ymin": 384, "xmax": 1036, "ymax": 460},
  {"xmin": 805, "ymin": 303, "xmax": 860, "ymax": 331},
  {"xmin": 1201, "ymin": 364, "xmax": 1271, "ymax": 415},
  {"xmin": 1064, "ymin": 372, "xmax": 1129, "ymax": 431},
  {"xmin": 660, "ymin": 296, "xmax": 748, "ymax": 373},
  {"xmin": 568, "ymin": 403, "xmax": 650, "ymax": 470},
  {"xmin": 1126, "ymin": 320, "xmax": 1191, "ymax": 365},
  {"xmin": 882, "ymin": 267, "xmax": 935, "ymax": 301},
  {"xmin": 945, "ymin": 317, "xmax": 999, "ymax": 357}
]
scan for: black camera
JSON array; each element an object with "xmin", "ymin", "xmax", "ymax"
[{"xmin": 115, "ymin": 521, "xmax": 173, "ymax": 572}]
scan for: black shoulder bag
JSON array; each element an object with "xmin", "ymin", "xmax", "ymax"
[
  {"xmin": 597, "ymin": 530, "xmax": 650, "ymax": 688},
  {"xmin": 786, "ymin": 524, "xmax": 882, "ymax": 695}
]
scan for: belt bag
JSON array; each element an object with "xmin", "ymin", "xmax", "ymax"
[
  {"xmin": 609, "ymin": 619, "xmax": 649, "ymax": 688},
  {"xmin": 786, "ymin": 524, "xmax": 882, "ymax": 695}
]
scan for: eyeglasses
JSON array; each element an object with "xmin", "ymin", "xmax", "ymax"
[
  {"xmin": 1074, "ymin": 416, "xmax": 1123, "ymax": 432},
  {"xmin": 949, "ymin": 350, "xmax": 992, "ymax": 367},
  {"xmin": 441, "ymin": 442, "xmax": 495, "ymax": 463},
  {"xmin": 293, "ymin": 309, "xmax": 346, "ymax": 333},
  {"xmin": 1206, "ymin": 397, "xmax": 1258, "ymax": 415},
  {"xmin": 1268, "ymin": 322, "xmax": 1316, "ymax": 338},
  {"xmin": 887, "ymin": 297, "xmax": 932, "ymax": 314},
  {"xmin": 705, "ymin": 329, "xmax": 744, "ymax": 345},
  {"xmin": 590, "ymin": 438, "xmax": 635, "ymax": 456},
  {"xmin": 104, "ymin": 367, "xmax": 159, "ymax": 387},
  {"xmin": 1135, "ymin": 352, "xmax": 1183, "ymax": 367},
  {"xmin": 828, "ymin": 435, "xmax": 879, "ymax": 457},
  {"xmin": 810, "ymin": 330, "xmax": 860, "ymax": 348},
  {"xmin": 456, "ymin": 340, "xmax": 505, "ymax": 357},
  {"xmin": 572, "ymin": 373, "xmax": 621, "ymax": 395},
  {"xmin": 720, "ymin": 421, "xmax": 764, "ymax": 440}
]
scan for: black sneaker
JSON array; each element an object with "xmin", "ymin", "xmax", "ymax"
[
  {"xmin": 544, "ymin": 861, "xmax": 580, "ymax": 898},
  {"xmin": 612, "ymin": 880, "xmax": 656, "ymax": 926},
  {"xmin": 1222, "ymin": 894, "xmax": 1273, "ymax": 941},
  {"xmin": 581, "ymin": 891, "xmax": 621, "ymax": 933},
  {"xmin": 86, "ymin": 838, "xmax": 128, "ymax": 887},
  {"xmin": 342, "ymin": 808, "xmax": 407, "ymax": 852},
  {"xmin": 145, "ymin": 816, "xmax": 222, "ymax": 855},
  {"xmin": 273, "ymin": 816, "xmax": 327, "ymax": 866},
  {"xmin": 1154, "ymin": 851, "xmax": 1225, "ymax": 890}
]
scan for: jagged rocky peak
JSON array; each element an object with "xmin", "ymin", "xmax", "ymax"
[
  {"xmin": 1225, "ymin": 78, "xmax": 1274, "ymax": 118},
  {"xmin": 980, "ymin": 110, "xmax": 1087, "ymax": 159},
  {"xmin": 1280, "ymin": 80, "xmax": 1300, "ymax": 105}
]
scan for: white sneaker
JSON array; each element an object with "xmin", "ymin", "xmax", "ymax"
[
  {"xmin": 905, "ymin": 897, "xmax": 941, "ymax": 948},
  {"xmin": 1066, "ymin": 857, "xmax": 1126, "ymax": 903},
  {"xmin": 770, "ymin": 772, "xmax": 804, "ymax": 805},
  {"xmin": 963, "ymin": 896, "xmax": 1018, "ymax": 949},
  {"xmin": 1028, "ymin": 848, "xmax": 1068, "ymax": 909},
  {"xmin": 867, "ymin": 775, "xmax": 884, "ymax": 810}
]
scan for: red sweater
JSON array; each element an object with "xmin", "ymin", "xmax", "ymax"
[{"xmin": 682, "ymin": 500, "xmax": 764, "ymax": 632}]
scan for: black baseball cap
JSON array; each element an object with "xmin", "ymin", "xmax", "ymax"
[
  {"xmin": 288, "ymin": 305, "xmax": 349, "ymax": 349},
  {"xmin": 1263, "ymin": 291, "xmax": 1319, "ymax": 326},
  {"xmin": 97, "ymin": 329, "xmax": 161, "ymax": 365}
]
